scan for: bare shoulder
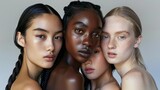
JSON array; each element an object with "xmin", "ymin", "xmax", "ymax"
[
  {"xmin": 122, "ymin": 68, "xmax": 157, "ymax": 90},
  {"xmin": 101, "ymin": 81, "xmax": 120, "ymax": 90},
  {"xmin": 12, "ymin": 78, "xmax": 41, "ymax": 90},
  {"xmin": 62, "ymin": 66, "xmax": 84, "ymax": 90},
  {"xmin": 22, "ymin": 79, "xmax": 42, "ymax": 90}
]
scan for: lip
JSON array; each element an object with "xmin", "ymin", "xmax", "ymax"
[
  {"xmin": 84, "ymin": 68, "xmax": 94, "ymax": 74},
  {"xmin": 78, "ymin": 49, "xmax": 91, "ymax": 58},
  {"xmin": 43, "ymin": 55, "xmax": 55, "ymax": 62},
  {"xmin": 108, "ymin": 52, "xmax": 117, "ymax": 58}
]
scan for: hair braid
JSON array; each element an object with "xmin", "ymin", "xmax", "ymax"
[{"xmin": 5, "ymin": 54, "xmax": 23, "ymax": 90}]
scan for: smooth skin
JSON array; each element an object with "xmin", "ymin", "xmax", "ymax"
[
  {"xmin": 47, "ymin": 9, "xmax": 102, "ymax": 90},
  {"xmin": 101, "ymin": 15, "xmax": 157, "ymax": 90},
  {"xmin": 82, "ymin": 47, "xmax": 120, "ymax": 90},
  {"xmin": 11, "ymin": 14, "xmax": 63, "ymax": 90}
]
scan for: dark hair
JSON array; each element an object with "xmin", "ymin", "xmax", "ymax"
[
  {"xmin": 63, "ymin": 1, "xmax": 103, "ymax": 90},
  {"xmin": 63, "ymin": 1, "xmax": 103, "ymax": 31},
  {"xmin": 40, "ymin": 1, "xmax": 103, "ymax": 90},
  {"xmin": 6, "ymin": 3, "xmax": 62, "ymax": 90}
]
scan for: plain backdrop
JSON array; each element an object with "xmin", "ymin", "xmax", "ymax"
[{"xmin": 0, "ymin": 0, "xmax": 159, "ymax": 89}]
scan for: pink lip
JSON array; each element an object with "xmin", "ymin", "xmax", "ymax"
[
  {"xmin": 85, "ymin": 68, "xmax": 94, "ymax": 74},
  {"xmin": 44, "ymin": 55, "xmax": 55, "ymax": 62},
  {"xmin": 108, "ymin": 52, "xmax": 117, "ymax": 58}
]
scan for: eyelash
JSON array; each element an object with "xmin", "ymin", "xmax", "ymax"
[
  {"xmin": 54, "ymin": 36, "xmax": 63, "ymax": 40},
  {"xmin": 36, "ymin": 35, "xmax": 46, "ymax": 39},
  {"xmin": 75, "ymin": 28, "xmax": 84, "ymax": 35}
]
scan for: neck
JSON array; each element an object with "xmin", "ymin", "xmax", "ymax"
[
  {"xmin": 64, "ymin": 53, "xmax": 80, "ymax": 71},
  {"xmin": 21, "ymin": 52, "xmax": 43, "ymax": 81},
  {"xmin": 115, "ymin": 57, "xmax": 138, "ymax": 77}
]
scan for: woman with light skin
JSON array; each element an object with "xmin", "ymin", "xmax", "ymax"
[
  {"xmin": 101, "ymin": 6, "xmax": 158, "ymax": 90},
  {"xmin": 82, "ymin": 46, "xmax": 120, "ymax": 90},
  {"xmin": 41, "ymin": 1, "xmax": 103, "ymax": 90},
  {"xmin": 5, "ymin": 3, "xmax": 63, "ymax": 90}
]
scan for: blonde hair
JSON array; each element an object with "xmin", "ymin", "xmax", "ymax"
[{"xmin": 104, "ymin": 6, "xmax": 146, "ymax": 69}]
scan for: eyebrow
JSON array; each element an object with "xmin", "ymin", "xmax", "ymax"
[
  {"xmin": 74, "ymin": 22, "xmax": 87, "ymax": 28},
  {"xmin": 115, "ymin": 31, "xmax": 129, "ymax": 35},
  {"xmin": 102, "ymin": 30, "xmax": 129, "ymax": 35},
  {"xmin": 33, "ymin": 28, "xmax": 49, "ymax": 33},
  {"xmin": 33, "ymin": 28, "xmax": 63, "ymax": 34}
]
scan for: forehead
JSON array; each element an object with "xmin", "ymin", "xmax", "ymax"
[
  {"xmin": 69, "ymin": 9, "xmax": 102, "ymax": 27},
  {"xmin": 29, "ymin": 14, "xmax": 62, "ymax": 32},
  {"xmin": 104, "ymin": 16, "xmax": 133, "ymax": 33}
]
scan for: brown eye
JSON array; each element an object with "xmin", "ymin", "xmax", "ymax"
[
  {"xmin": 36, "ymin": 35, "xmax": 46, "ymax": 39},
  {"xmin": 75, "ymin": 28, "xmax": 84, "ymax": 34}
]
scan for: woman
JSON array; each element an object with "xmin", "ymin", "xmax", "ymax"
[
  {"xmin": 41, "ymin": 1, "xmax": 103, "ymax": 90},
  {"xmin": 6, "ymin": 3, "xmax": 63, "ymax": 90},
  {"xmin": 101, "ymin": 6, "xmax": 158, "ymax": 90},
  {"xmin": 82, "ymin": 46, "xmax": 120, "ymax": 90}
]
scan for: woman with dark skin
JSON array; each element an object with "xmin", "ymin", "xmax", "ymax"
[
  {"xmin": 5, "ymin": 3, "xmax": 63, "ymax": 90},
  {"xmin": 41, "ymin": 1, "xmax": 103, "ymax": 90}
]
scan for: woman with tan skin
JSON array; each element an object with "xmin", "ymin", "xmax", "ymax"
[
  {"xmin": 101, "ymin": 6, "xmax": 158, "ymax": 90},
  {"xmin": 41, "ymin": 1, "xmax": 103, "ymax": 90},
  {"xmin": 5, "ymin": 3, "xmax": 63, "ymax": 90},
  {"xmin": 82, "ymin": 46, "xmax": 120, "ymax": 90}
]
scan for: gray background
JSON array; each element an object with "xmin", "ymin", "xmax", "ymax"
[{"xmin": 0, "ymin": 0, "xmax": 159, "ymax": 89}]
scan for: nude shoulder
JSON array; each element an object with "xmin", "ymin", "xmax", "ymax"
[
  {"xmin": 122, "ymin": 69, "xmax": 148, "ymax": 90},
  {"xmin": 101, "ymin": 81, "xmax": 120, "ymax": 90},
  {"xmin": 22, "ymin": 79, "xmax": 42, "ymax": 90},
  {"xmin": 62, "ymin": 67, "xmax": 84, "ymax": 90},
  {"xmin": 64, "ymin": 67, "xmax": 83, "ymax": 82}
]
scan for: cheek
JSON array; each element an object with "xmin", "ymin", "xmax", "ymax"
[{"xmin": 54, "ymin": 41, "xmax": 62, "ymax": 53}]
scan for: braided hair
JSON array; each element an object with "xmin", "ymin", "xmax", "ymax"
[
  {"xmin": 5, "ymin": 3, "xmax": 62, "ymax": 90},
  {"xmin": 63, "ymin": 1, "xmax": 103, "ymax": 90}
]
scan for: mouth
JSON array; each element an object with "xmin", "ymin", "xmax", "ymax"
[
  {"xmin": 44, "ymin": 55, "xmax": 55, "ymax": 62},
  {"xmin": 78, "ymin": 49, "xmax": 91, "ymax": 58},
  {"xmin": 108, "ymin": 52, "xmax": 117, "ymax": 58},
  {"xmin": 84, "ymin": 68, "xmax": 94, "ymax": 74}
]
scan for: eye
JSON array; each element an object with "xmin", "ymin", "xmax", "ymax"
[
  {"xmin": 92, "ymin": 32, "xmax": 101, "ymax": 39},
  {"xmin": 54, "ymin": 35, "xmax": 63, "ymax": 40},
  {"xmin": 101, "ymin": 34, "xmax": 109, "ymax": 40},
  {"xmin": 75, "ymin": 28, "xmax": 84, "ymax": 35},
  {"xmin": 36, "ymin": 35, "xmax": 46, "ymax": 39},
  {"xmin": 117, "ymin": 35, "xmax": 126, "ymax": 40}
]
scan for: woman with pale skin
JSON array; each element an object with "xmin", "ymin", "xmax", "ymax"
[
  {"xmin": 101, "ymin": 6, "xmax": 158, "ymax": 90},
  {"xmin": 5, "ymin": 3, "xmax": 63, "ymax": 90},
  {"xmin": 82, "ymin": 46, "xmax": 120, "ymax": 90}
]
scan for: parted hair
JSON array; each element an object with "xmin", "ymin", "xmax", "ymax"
[{"xmin": 6, "ymin": 3, "xmax": 62, "ymax": 90}]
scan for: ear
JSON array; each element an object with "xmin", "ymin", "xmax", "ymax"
[
  {"xmin": 134, "ymin": 35, "xmax": 142, "ymax": 48},
  {"xmin": 17, "ymin": 32, "xmax": 25, "ymax": 47}
]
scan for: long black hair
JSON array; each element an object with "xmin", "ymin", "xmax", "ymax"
[{"xmin": 5, "ymin": 3, "xmax": 62, "ymax": 90}]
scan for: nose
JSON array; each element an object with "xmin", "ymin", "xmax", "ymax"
[
  {"xmin": 108, "ymin": 38, "xmax": 116, "ymax": 49},
  {"xmin": 84, "ymin": 59, "xmax": 92, "ymax": 65},
  {"xmin": 82, "ymin": 34, "xmax": 91, "ymax": 48},
  {"xmin": 47, "ymin": 38, "xmax": 55, "ymax": 52}
]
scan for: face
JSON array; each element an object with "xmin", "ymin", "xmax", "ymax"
[
  {"xmin": 101, "ymin": 16, "xmax": 141, "ymax": 65},
  {"xmin": 82, "ymin": 47, "xmax": 109, "ymax": 79},
  {"xmin": 65, "ymin": 9, "xmax": 102, "ymax": 63},
  {"xmin": 18, "ymin": 14, "xmax": 63, "ymax": 69}
]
